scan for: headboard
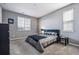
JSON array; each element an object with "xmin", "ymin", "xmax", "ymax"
[{"xmin": 41, "ymin": 29, "xmax": 60, "ymax": 37}]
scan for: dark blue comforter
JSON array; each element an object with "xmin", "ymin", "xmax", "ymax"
[{"xmin": 28, "ymin": 35, "xmax": 46, "ymax": 42}]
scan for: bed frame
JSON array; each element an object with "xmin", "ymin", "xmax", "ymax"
[{"xmin": 26, "ymin": 29, "xmax": 60, "ymax": 53}]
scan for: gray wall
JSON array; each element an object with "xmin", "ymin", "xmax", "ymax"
[
  {"xmin": 2, "ymin": 10, "xmax": 38, "ymax": 39},
  {"xmin": 39, "ymin": 3, "xmax": 79, "ymax": 44}
]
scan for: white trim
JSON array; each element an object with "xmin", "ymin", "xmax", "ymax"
[
  {"xmin": 10, "ymin": 36, "xmax": 27, "ymax": 40},
  {"xmin": 69, "ymin": 43, "xmax": 79, "ymax": 47}
]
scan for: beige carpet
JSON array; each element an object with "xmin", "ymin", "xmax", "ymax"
[{"xmin": 10, "ymin": 39, "xmax": 79, "ymax": 55}]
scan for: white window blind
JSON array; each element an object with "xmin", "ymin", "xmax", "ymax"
[
  {"xmin": 17, "ymin": 16, "xmax": 31, "ymax": 31},
  {"xmin": 63, "ymin": 9, "xmax": 74, "ymax": 32}
]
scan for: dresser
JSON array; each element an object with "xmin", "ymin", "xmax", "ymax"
[{"xmin": 0, "ymin": 24, "xmax": 9, "ymax": 55}]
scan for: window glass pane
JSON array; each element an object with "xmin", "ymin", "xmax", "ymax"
[
  {"xmin": 63, "ymin": 22, "xmax": 73, "ymax": 32},
  {"xmin": 63, "ymin": 9, "xmax": 73, "ymax": 21},
  {"xmin": 24, "ymin": 18, "xmax": 31, "ymax": 30},
  {"xmin": 18, "ymin": 17, "xmax": 24, "ymax": 28}
]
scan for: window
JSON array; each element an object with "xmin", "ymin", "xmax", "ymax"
[
  {"xmin": 17, "ymin": 16, "xmax": 31, "ymax": 31},
  {"xmin": 63, "ymin": 9, "xmax": 74, "ymax": 32}
]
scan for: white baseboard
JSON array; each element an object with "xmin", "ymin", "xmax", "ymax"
[
  {"xmin": 69, "ymin": 43, "xmax": 79, "ymax": 47},
  {"xmin": 10, "ymin": 36, "xmax": 27, "ymax": 40}
]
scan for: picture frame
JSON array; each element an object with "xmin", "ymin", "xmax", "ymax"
[{"xmin": 8, "ymin": 18, "xmax": 14, "ymax": 24}]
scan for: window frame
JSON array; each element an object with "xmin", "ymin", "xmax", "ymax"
[
  {"xmin": 17, "ymin": 16, "xmax": 31, "ymax": 31},
  {"xmin": 63, "ymin": 8, "xmax": 74, "ymax": 32}
]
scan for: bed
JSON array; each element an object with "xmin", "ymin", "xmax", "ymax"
[{"xmin": 25, "ymin": 29, "xmax": 60, "ymax": 53}]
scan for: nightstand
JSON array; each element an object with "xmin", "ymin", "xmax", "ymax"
[{"xmin": 60, "ymin": 37, "xmax": 69, "ymax": 46}]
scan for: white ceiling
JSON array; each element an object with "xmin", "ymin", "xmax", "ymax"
[{"xmin": 0, "ymin": 3, "xmax": 71, "ymax": 18}]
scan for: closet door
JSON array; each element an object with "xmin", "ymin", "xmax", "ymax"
[{"xmin": 0, "ymin": 24, "xmax": 9, "ymax": 55}]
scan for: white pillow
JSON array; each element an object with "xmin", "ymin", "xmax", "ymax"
[
  {"xmin": 52, "ymin": 32, "xmax": 57, "ymax": 36},
  {"xmin": 41, "ymin": 31, "xmax": 44, "ymax": 34}
]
